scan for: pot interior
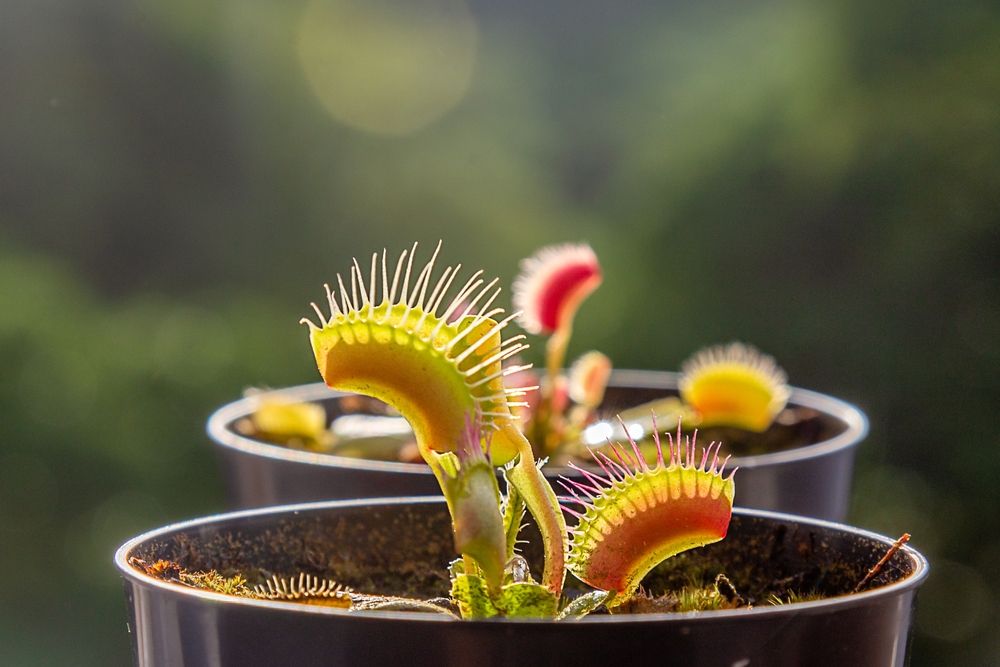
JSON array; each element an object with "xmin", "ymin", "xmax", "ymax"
[
  {"xmin": 126, "ymin": 503, "xmax": 916, "ymax": 609},
  {"xmin": 225, "ymin": 375, "xmax": 851, "ymax": 462}
]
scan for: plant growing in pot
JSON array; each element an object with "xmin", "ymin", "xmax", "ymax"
[
  {"xmin": 211, "ymin": 243, "xmax": 866, "ymax": 519},
  {"xmin": 118, "ymin": 498, "xmax": 925, "ymax": 666},
  {"xmin": 118, "ymin": 246, "xmax": 926, "ymax": 664}
]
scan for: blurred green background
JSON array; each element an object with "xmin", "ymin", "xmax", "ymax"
[{"xmin": 1, "ymin": 0, "xmax": 998, "ymax": 663}]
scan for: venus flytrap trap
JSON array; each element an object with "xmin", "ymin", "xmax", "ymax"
[
  {"xmin": 129, "ymin": 557, "xmax": 355, "ymax": 608},
  {"xmin": 560, "ymin": 417, "xmax": 735, "ymax": 607},
  {"xmin": 678, "ymin": 342, "xmax": 790, "ymax": 432},
  {"xmin": 611, "ymin": 343, "xmax": 791, "ymax": 445},
  {"xmin": 565, "ymin": 351, "xmax": 613, "ymax": 439},
  {"xmin": 253, "ymin": 574, "xmax": 352, "ymax": 608},
  {"xmin": 234, "ymin": 391, "xmax": 333, "ymax": 452},
  {"xmin": 298, "ymin": 241, "xmax": 531, "ymax": 465}
]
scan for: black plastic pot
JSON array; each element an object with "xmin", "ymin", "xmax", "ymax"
[
  {"xmin": 116, "ymin": 498, "xmax": 926, "ymax": 667},
  {"xmin": 209, "ymin": 370, "xmax": 867, "ymax": 520}
]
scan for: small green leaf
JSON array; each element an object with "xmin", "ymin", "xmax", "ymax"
[
  {"xmin": 442, "ymin": 459, "xmax": 507, "ymax": 591},
  {"xmin": 450, "ymin": 574, "xmax": 499, "ymax": 619},
  {"xmin": 556, "ymin": 590, "xmax": 613, "ymax": 620},
  {"xmin": 447, "ymin": 557, "xmax": 465, "ymax": 579},
  {"xmin": 450, "ymin": 574, "xmax": 559, "ymax": 618},
  {"xmin": 497, "ymin": 582, "xmax": 558, "ymax": 618}
]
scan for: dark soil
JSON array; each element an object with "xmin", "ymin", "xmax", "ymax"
[{"xmin": 129, "ymin": 503, "xmax": 912, "ymax": 615}]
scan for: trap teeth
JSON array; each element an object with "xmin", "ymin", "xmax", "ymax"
[
  {"xmin": 253, "ymin": 573, "xmax": 351, "ymax": 603},
  {"xmin": 679, "ymin": 342, "xmax": 790, "ymax": 432},
  {"xmin": 561, "ymin": 417, "xmax": 735, "ymax": 600}
]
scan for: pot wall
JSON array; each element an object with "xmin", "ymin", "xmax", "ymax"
[{"xmin": 123, "ymin": 581, "xmax": 916, "ymax": 667}]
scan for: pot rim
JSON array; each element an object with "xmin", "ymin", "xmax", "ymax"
[
  {"xmin": 207, "ymin": 369, "xmax": 868, "ymax": 474},
  {"xmin": 115, "ymin": 497, "xmax": 926, "ymax": 625}
]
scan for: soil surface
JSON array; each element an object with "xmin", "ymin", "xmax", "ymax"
[
  {"xmin": 235, "ymin": 388, "xmax": 847, "ymax": 463},
  {"xmin": 129, "ymin": 504, "xmax": 911, "ymax": 615}
]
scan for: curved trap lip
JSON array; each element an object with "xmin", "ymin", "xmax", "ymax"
[
  {"xmin": 115, "ymin": 497, "xmax": 926, "ymax": 625},
  {"xmin": 206, "ymin": 370, "xmax": 869, "ymax": 477}
]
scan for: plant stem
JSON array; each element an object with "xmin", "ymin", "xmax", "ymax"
[
  {"xmin": 537, "ymin": 319, "xmax": 573, "ymax": 454},
  {"xmin": 545, "ymin": 320, "xmax": 572, "ymax": 383},
  {"xmin": 503, "ymin": 422, "xmax": 567, "ymax": 597},
  {"xmin": 502, "ymin": 476, "xmax": 526, "ymax": 561},
  {"xmin": 419, "ymin": 440, "xmax": 505, "ymax": 593},
  {"xmin": 418, "ymin": 443, "xmax": 481, "ymax": 577},
  {"xmin": 854, "ymin": 533, "xmax": 911, "ymax": 593}
]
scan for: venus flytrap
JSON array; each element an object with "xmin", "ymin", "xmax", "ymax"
[
  {"xmin": 299, "ymin": 241, "xmax": 531, "ymax": 465},
  {"xmin": 607, "ymin": 343, "xmax": 793, "ymax": 460},
  {"xmin": 298, "ymin": 242, "xmax": 740, "ymax": 619},
  {"xmin": 129, "ymin": 239, "xmax": 917, "ymax": 635},
  {"xmin": 239, "ymin": 392, "xmax": 333, "ymax": 452}
]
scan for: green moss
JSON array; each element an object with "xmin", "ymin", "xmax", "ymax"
[
  {"xmin": 179, "ymin": 570, "xmax": 253, "ymax": 597},
  {"xmin": 766, "ymin": 590, "xmax": 825, "ymax": 606}
]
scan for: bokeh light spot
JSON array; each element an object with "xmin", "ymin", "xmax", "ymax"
[{"xmin": 297, "ymin": 0, "xmax": 478, "ymax": 135}]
